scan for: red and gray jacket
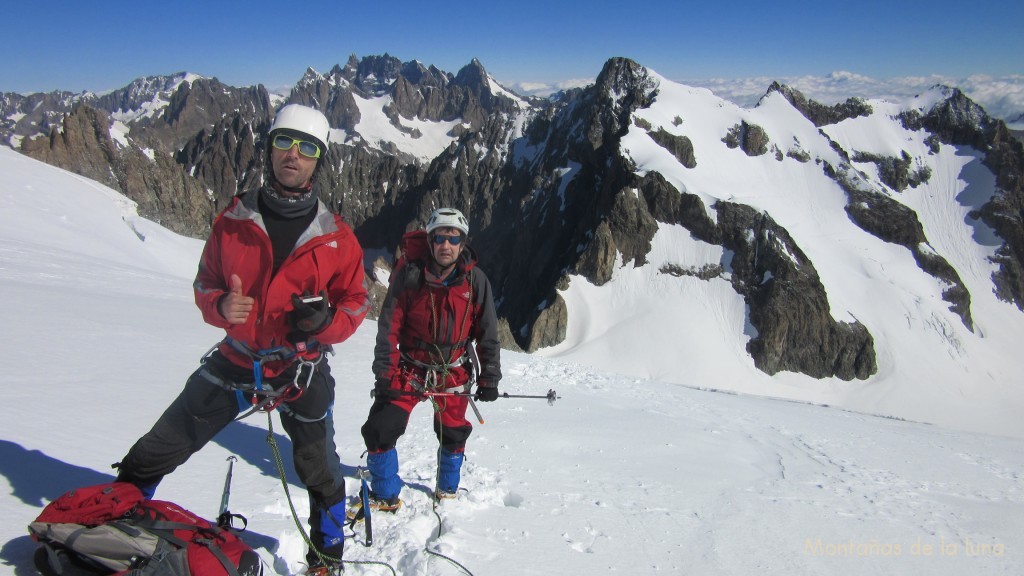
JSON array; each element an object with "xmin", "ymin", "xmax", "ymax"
[
  {"xmin": 373, "ymin": 231, "xmax": 501, "ymax": 388},
  {"xmin": 193, "ymin": 189, "xmax": 370, "ymax": 377}
]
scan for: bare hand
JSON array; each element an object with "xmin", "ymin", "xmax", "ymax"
[{"xmin": 219, "ymin": 274, "xmax": 255, "ymax": 324}]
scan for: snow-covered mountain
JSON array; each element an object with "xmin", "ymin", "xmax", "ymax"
[
  {"xmin": 2, "ymin": 142, "xmax": 1023, "ymax": 576},
  {"xmin": 3, "ymin": 57, "xmax": 1024, "ymax": 443},
  {"xmin": 536, "ymin": 69, "xmax": 1024, "ymax": 438}
]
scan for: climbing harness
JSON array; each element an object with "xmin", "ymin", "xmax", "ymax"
[{"xmin": 198, "ymin": 337, "xmax": 331, "ymax": 421}]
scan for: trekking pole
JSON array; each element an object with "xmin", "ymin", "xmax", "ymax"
[
  {"xmin": 498, "ymin": 389, "xmax": 561, "ymax": 406},
  {"xmin": 395, "ymin": 389, "xmax": 561, "ymax": 406},
  {"xmin": 373, "ymin": 389, "xmax": 486, "ymax": 423}
]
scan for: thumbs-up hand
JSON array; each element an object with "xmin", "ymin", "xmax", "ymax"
[{"xmin": 219, "ymin": 274, "xmax": 255, "ymax": 324}]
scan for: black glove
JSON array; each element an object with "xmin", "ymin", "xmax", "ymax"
[
  {"xmin": 373, "ymin": 378, "xmax": 401, "ymax": 400},
  {"xmin": 289, "ymin": 291, "xmax": 333, "ymax": 335},
  {"xmin": 474, "ymin": 383, "xmax": 499, "ymax": 402}
]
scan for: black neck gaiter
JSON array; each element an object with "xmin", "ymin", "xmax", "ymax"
[{"xmin": 260, "ymin": 186, "xmax": 318, "ymax": 219}]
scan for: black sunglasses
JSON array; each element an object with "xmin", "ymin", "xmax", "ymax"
[{"xmin": 431, "ymin": 234, "xmax": 463, "ymax": 246}]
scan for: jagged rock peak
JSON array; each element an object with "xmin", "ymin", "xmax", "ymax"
[
  {"xmin": 354, "ymin": 54, "xmax": 405, "ymax": 94},
  {"xmin": 764, "ymin": 81, "xmax": 805, "ymax": 105},
  {"xmin": 454, "ymin": 58, "xmax": 488, "ymax": 86},
  {"xmin": 595, "ymin": 57, "xmax": 658, "ymax": 102},
  {"xmin": 123, "ymin": 72, "xmax": 193, "ymax": 94},
  {"xmin": 763, "ymin": 81, "xmax": 871, "ymax": 127},
  {"xmin": 399, "ymin": 60, "xmax": 431, "ymax": 84},
  {"xmin": 91, "ymin": 72, "xmax": 199, "ymax": 116},
  {"xmin": 926, "ymin": 86, "xmax": 991, "ymax": 131},
  {"xmin": 577, "ymin": 57, "xmax": 658, "ymax": 150},
  {"xmin": 343, "ymin": 54, "xmax": 359, "ymax": 74},
  {"xmin": 298, "ymin": 67, "xmax": 326, "ymax": 86}
]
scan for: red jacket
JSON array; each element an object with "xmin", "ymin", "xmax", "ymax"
[
  {"xmin": 372, "ymin": 231, "xmax": 501, "ymax": 388},
  {"xmin": 194, "ymin": 190, "xmax": 369, "ymax": 377}
]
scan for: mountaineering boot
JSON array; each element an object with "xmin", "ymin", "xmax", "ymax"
[
  {"xmin": 434, "ymin": 489, "xmax": 458, "ymax": 501},
  {"xmin": 435, "ymin": 449, "xmax": 464, "ymax": 500},
  {"xmin": 346, "ymin": 492, "xmax": 402, "ymax": 522},
  {"xmin": 302, "ymin": 564, "xmax": 343, "ymax": 576},
  {"xmin": 347, "ymin": 450, "xmax": 403, "ymax": 522}
]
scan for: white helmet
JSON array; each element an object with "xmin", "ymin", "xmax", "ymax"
[
  {"xmin": 426, "ymin": 208, "xmax": 469, "ymax": 236},
  {"xmin": 269, "ymin": 104, "xmax": 330, "ymax": 150}
]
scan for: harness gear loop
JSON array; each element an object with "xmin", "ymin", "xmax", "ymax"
[
  {"xmin": 199, "ymin": 337, "xmax": 329, "ymax": 420},
  {"xmin": 251, "ymin": 354, "xmax": 323, "ymax": 413}
]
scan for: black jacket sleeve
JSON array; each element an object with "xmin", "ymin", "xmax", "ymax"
[{"xmin": 470, "ymin": 268, "xmax": 502, "ymax": 385}]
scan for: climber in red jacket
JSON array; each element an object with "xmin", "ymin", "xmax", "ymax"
[
  {"xmin": 116, "ymin": 104, "xmax": 368, "ymax": 575},
  {"xmin": 357, "ymin": 207, "xmax": 502, "ymax": 513}
]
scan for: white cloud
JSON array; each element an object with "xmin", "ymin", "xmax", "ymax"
[{"xmin": 506, "ymin": 77, "xmax": 595, "ymax": 97}]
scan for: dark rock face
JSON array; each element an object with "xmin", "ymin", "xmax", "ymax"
[
  {"xmin": 648, "ymin": 127, "xmax": 697, "ymax": 168},
  {"xmin": 21, "ymin": 105, "xmax": 120, "ymax": 190},
  {"xmin": 851, "ymin": 150, "xmax": 932, "ymax": 192},
  {"xmin": 526, "ymin": 294, "xmax": 567, "ymax": 353},
  {"xmin": 139, "ymin": 78, "xmax": 272, "ymax": 153},
  {"xmin": 980, "ymin": 129, "xmax": 1024, "ymax": 308},
  {"xmin": 2, "ymin": 90, "xmax": 86, "ymax": 145},
  {"xmin": 638, "ymin": 171, "xmax": 719, "ymax": 243},
  {"xmin": 824, "ymin": 158, "xmax": 974, "ymax": 330},
  {"xmin": 716, "ymin": 203, "xmax": 876, "ymax": 379},
  {"xmin": 176, "ymin": 113, "xmax": 268, "ymax": 218},
  {"xmin": 631, "ymin": 162, "xmax": 877, "ymax": 379},
  {"xmin": 20, "ymin": 104, "xmax": 214, "ymax": 237}
]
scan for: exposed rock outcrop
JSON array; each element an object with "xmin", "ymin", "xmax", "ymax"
[
  {"xmin": 715, "ymin": 203, "xmax": 877, "ymax": 379},
  {"xmin": 765, "ymin": 82, "xmax": 873, "ymax": 127},
  {"xmin": 723, "ymin": 121, "xmax": 770, "ymax": 156},
  {"xmin": 648, "ymin": 127, "xmax": 697, "ymax": 168},
  {"xmin": 21, "ymin": 104, "xmax": 213, "ymax": 237}
]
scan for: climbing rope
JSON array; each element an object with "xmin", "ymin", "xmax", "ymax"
[
  {"xmin": 264, "ymin": 411, "xmax": 396, "ymax": 575},
  {"xmin": 422, "ymin": 371, "xmax": 476, "ymax": 576}
]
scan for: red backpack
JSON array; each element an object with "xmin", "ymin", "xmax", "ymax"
[
  {"xmin": 399, "ymin": 229, "xmax": 430, "ymax": 264},
  {"xmin": 29, "ymin": 482, "xmax": 262, "ymax": 576}
]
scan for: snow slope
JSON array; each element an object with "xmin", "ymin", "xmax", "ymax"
[
  {"xmin": 1, "ymin": 148, "xmax": 1022, "ymax": 576},
  {"xmin": 540, "ymin": 73, "xmax": 1024, "ymax": 439}
]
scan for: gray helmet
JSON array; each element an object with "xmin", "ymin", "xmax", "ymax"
[{"xmin": 426, "ymin": 208, "xmax": 469, "ymax": 236}]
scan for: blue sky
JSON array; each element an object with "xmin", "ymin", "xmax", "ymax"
[
  {"xmin": 4, "ymin": 0, "xmax": 1023, "ymax": 121},
  {"xmin": 5, "ymin": 0, "xmax": 1021, "ymax": 95}
]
